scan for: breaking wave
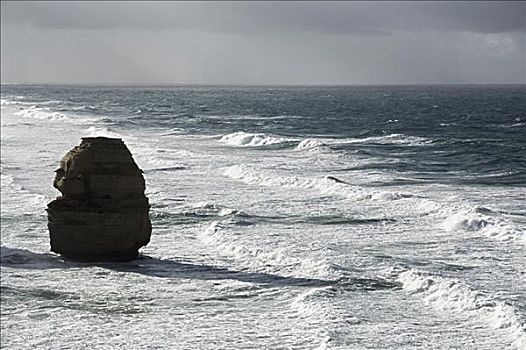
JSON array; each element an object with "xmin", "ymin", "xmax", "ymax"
[
  {"xmin": 296, "ymin": 139, "xmax": 327, "ymax": 150},
  {"xmin": 85, "ymin": 126, "xmax": 124, "ymax": 139},
  {"xmin": 198, "ymin": 221, "xmax": 333, "ymax": 278},
  {"xmin": 13, "ymin": 105, "xmax": 101, "ymax": 124},
  {"xmin": 133, "ymin": 147, "xmax": 192, "ymax": 172},
  {"xmin": 223, "ymin": 164, "xmax": 363, "ymax": 199},
  {"xmin": 1, "ymin": 98, "xmax": 17, "ymax": 106},
  {"xmin": 442, "ymin": 210, "xmax": 525, "ymax": 242},
  {"xmin": 398, "ymin": 270, "xmax": 526, "ymax": 349},
  {"xmin": 369, "ymin": 191, "xmax": 413, "ymax": 201},
  {"xmin": 14, "ymin": 106, "xmax": 69, "ymax": 121},
  {"xmin": 223, "ymin": 164, "xmax": 419, "ymax": 204},
  {"xmin": 336, "ymin": 133, "xmax": 433, "ymax": 146},
  {"xmin": 219, "ymin": 131, "xmax": 297, "ymax": 147},
  {"xmin": 217, "ymin": 132, "xmax": 431, "ymax": 152}
]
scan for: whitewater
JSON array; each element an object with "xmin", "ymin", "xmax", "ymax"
[{"xmin": 1, "ymin": 85, "xmax": 525, "ymax": 349}]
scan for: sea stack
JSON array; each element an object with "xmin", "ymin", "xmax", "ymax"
[{"xmin": 46, "ymin": 137, "xmax": 151, "ymax": 261}]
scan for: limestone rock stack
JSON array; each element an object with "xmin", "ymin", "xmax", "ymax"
[{"xmin": 47, "ymin": 137, "xmax": 151, "ymax": 261}]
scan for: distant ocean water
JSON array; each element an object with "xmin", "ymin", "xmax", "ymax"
[{"xmin": 1, "ymin": 84, "xmax": 525, "ymax": 349}]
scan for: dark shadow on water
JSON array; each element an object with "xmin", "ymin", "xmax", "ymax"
[
  {"xmin": 143, "ymin": 166, "xmax": 186, "ymax": 173},
  {"xmin": 1, "ymin": 246, "xmax": 399, "ymax": 291},
  {"xmin": 117, "ymin": 255, "xmax": 333, "ymax": 287}
]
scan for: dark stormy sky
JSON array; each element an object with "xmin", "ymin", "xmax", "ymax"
[{"xmin": 1, "ymin": 1, "xmax": 525, "ymax": 84}]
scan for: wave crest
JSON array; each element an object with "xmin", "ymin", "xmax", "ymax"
[
  {"xmin": 198, "ymin": 221, "xmax": 333, "ymax": 278},
  {"xmin": 296, "ymin": 139, "xmax": 326, "ymax": 150},
  {"xmin": 398, "ymin": 270, "xmax": 526, "ymax": 348},
  {"xmin": 442, "ymin": 210, "xmax": 525, "ymax": 242},
  {"xmin": 219, "ymin": 132, "xmax": 296, "ymax": 147},
  {"xmin": 14, "ymin": 106, "xmax": 68, "ymax": 121},
  {"xmin": 1, "ymin": 98, "xmax": 17, "ymax": 106},
  {"xmin": 338, "ymin": 133, "xmax": 432, "ymax": 146},
  {"xmin": 85, "ymin": 126, "xmax": 123, "ymax": 139},
  {"xmin": 370, "ymin": 191, "xmax": 413, "ymax": 201}
]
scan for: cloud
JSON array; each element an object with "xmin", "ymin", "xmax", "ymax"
[
  {"xmin": 1, "ymin": 2, "xmax": 524, "ymax": 84},
  {"xmin": 2, "ymin": 1, "xmax": 525, "ymax": 35}
]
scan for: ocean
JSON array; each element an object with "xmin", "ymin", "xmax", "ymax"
[{"xmin": 1, "ymin": 84, "xmax": 525, "ymax": 349}]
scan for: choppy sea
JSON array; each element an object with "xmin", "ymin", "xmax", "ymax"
[{"xmin": 1, "ymin": 85, "xmax": 525, "ymax": 349}]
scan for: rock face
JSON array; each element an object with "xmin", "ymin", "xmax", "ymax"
[{"xmin": 47, "ymin": 137, "xmax": 151, "ymax": 261}]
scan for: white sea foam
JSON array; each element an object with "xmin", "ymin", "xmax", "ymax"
[
  {"xmin": 85, "ymin": 126, "xmax": 123, "ymax": 139},
  {"xmin": 442, "ymin": 211, "xmax": 489, "ymax": 232},
  {"xmin": 0, "ymin": 173, "xmax": 49, "ymax": 215},
  {"xmin": 0, "ymin": 97, "xmax": 36, "ymax": 107},
  {"xmin": 218, "ymin": 132, "xmax": 431, "ymax": 151},
  {"xmin": 188, "ymin": 202, "xmax": 244, "ymax": 217},
  {"xmin": 398, "ymin": 270, "xmax": 526, "ymax": 349},
  {"xmin": 3, "ymin": 86, "xmax": 525, "ymax": 349},
  {"xmin": 370, "ymin": 191, "xmax": 413, "ymax": 201},
  {"xmin": 197, "ymin": 114, "xmax": 260, "ymax": 121},
  {"xmin": 191, "ymin": 202, "xmax": 221, "ymax": 210},
  {"xmin": 13, "ymin": 105, "xmax": 100, "ymax": 124},
  {"xmin": 290, "ymin": 286, "xmax": 336, "ymax": 318},
  {"xmin": 289, "ymin": 285, "xmax": 350, "ymax": 350},
  {"xmin": 218, "ymin": 208, "xmax": 239, "ymax": 216},
  {"xmin": 223, "ymin": 164, "xmax": 362, "ymax": 199},
  {"xmin": 224, "ymin": 164, "xmax": 416, "ymax": 203},
  {"xmin": 1, "ymin": 98, "xmax": 17, "ymax": 106},
  {"xmin": 198, "ymin": 221, "xmax": 333, "ymax": 278},
  {"xmin": 296, "ymin": 139, "xmax": 326, "ymax": 150},
  {"xmin": 442, "ymin": 210, "xmax": 525, "ymax": 242},
  {"xmin": 144, "ymin": 156, "xmax": 182, "ymax": 169},
  {"xmin": 412, "ymin": 198, "xmax": 442, "ymax": 215},
  {"xmin": 14, "ymin": 106, "xmax": 68, "ymax": 121},
  {"xmin": 133, "ymin": 146, "xmax": 193, "ymax": 171},
  {"xmin": 198, "ymin": 221, "xmax": 287, "ymax": 266},
  {"xmin": 70, "ymin": 105, "xmax": 96, "ymax": 111},
  {"xmin": 219, "ymin": 131, "xmax": 297, "ymax": 147},
  {"xmin": 269, "ymin": 114, "xmax": 304, "ymax": 120},
  {"xmin": 35, "ymin": 100, "xmax": 63, "ymax": 106},
  {"xmin": 498, "ymin": 122, "xmax": 525, "ymax": 129},
  {"xmin": 337, "ymin": 133, "xmax": 432, "ymax": 146},
  {"xmin": 200, "ymin": 114, "xmax": 304, "ymax": 121},
  {"xmin": 160, "ymin": 127, "xmax": 186, "ymax": 136}
]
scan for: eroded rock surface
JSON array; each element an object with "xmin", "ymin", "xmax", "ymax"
[{"xmin": 47, "ymin": 137, "xmax": 151, "ymax": 261}]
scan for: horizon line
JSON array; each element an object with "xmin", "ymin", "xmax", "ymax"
[{"xmin": 2, "ymin": 82, "xmax": 525, "ymax": 87}]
